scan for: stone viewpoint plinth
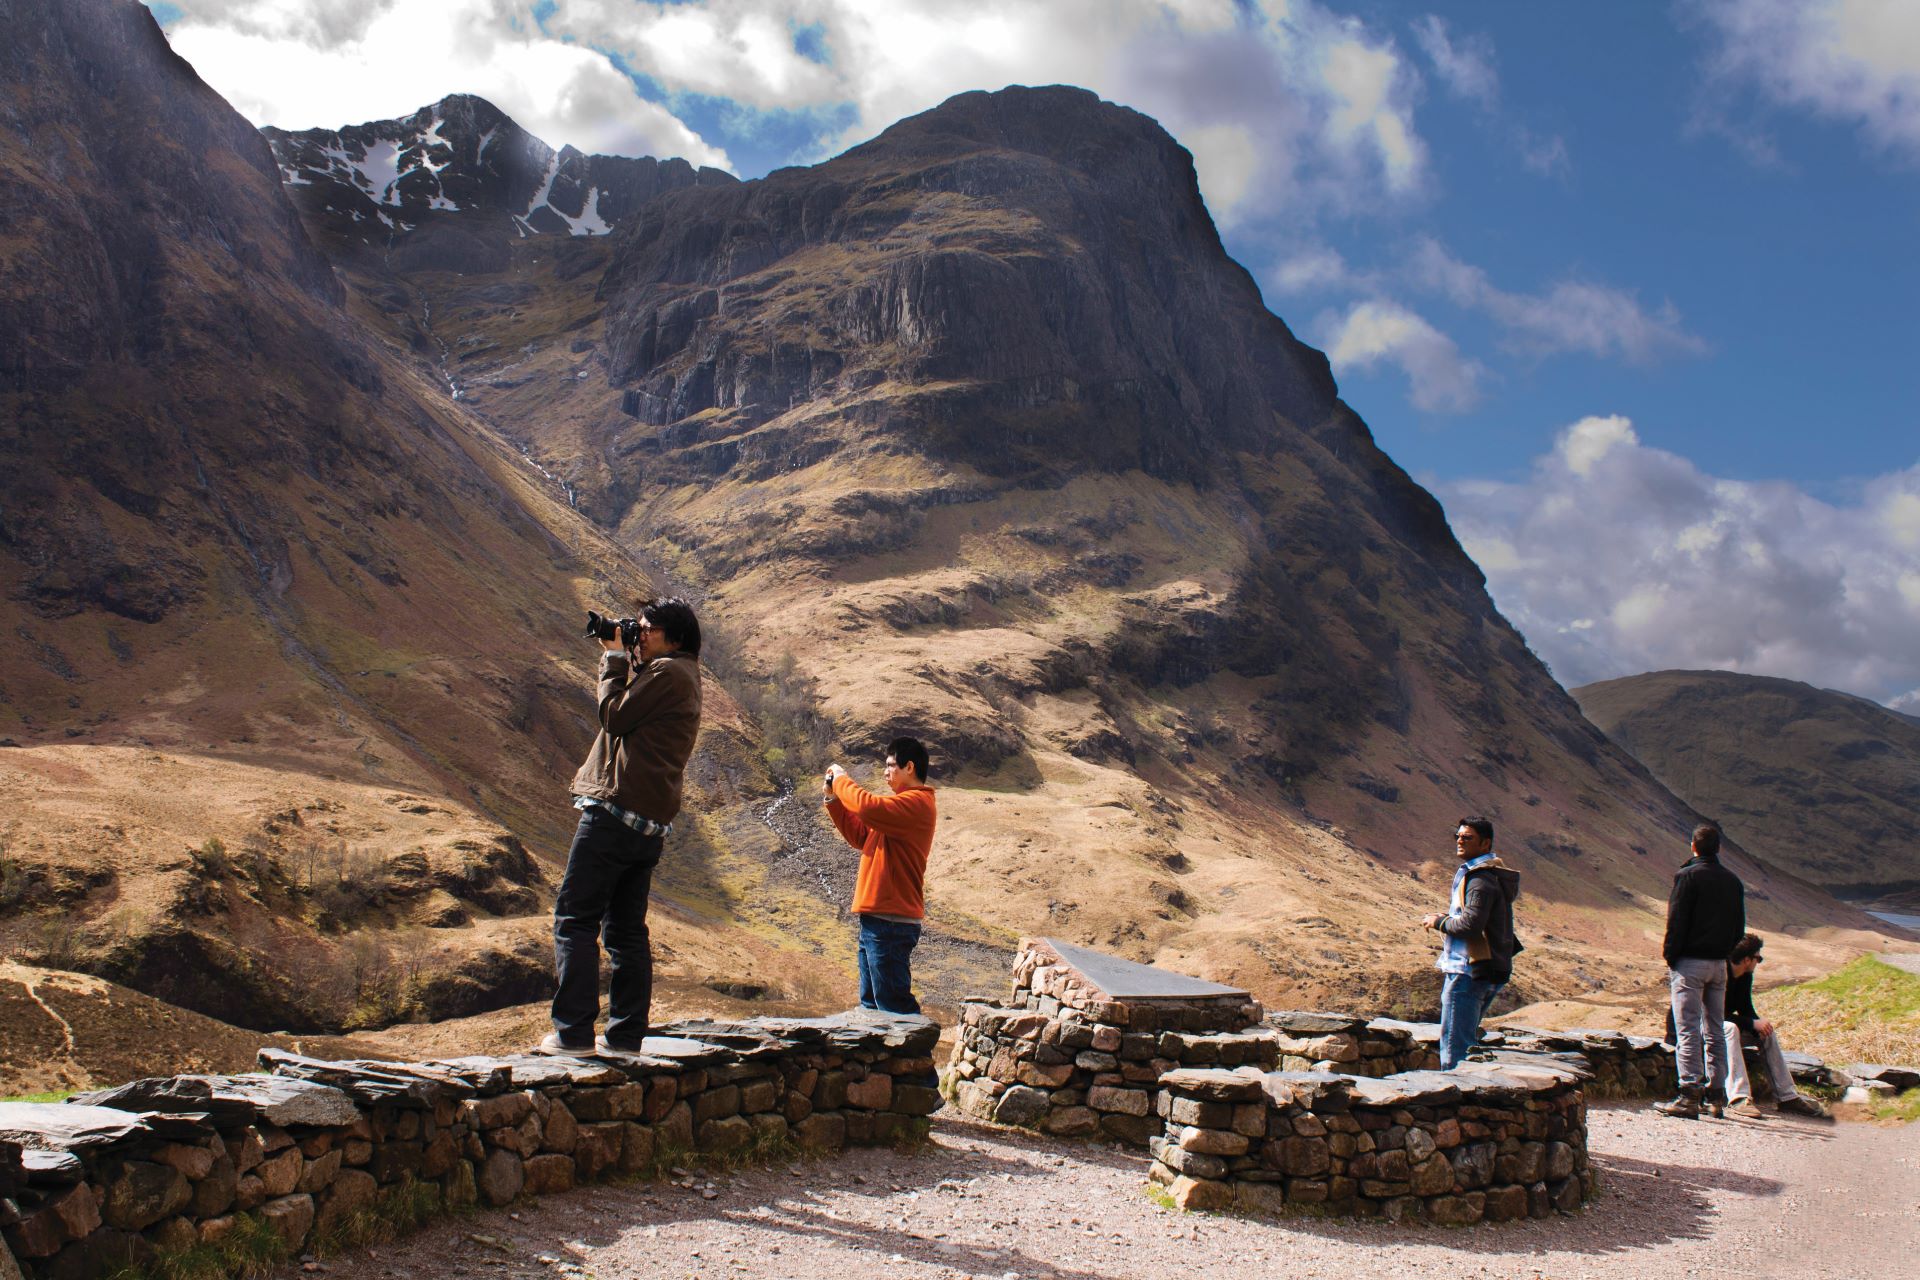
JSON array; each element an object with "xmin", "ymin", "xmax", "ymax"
[{"xmin": 946, "ymin": 939, "xmax": 1276, "ymax": 1143}]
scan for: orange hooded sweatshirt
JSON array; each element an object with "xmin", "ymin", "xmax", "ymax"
[{"xmin": 827, "ymin": 774, "xmax": 935, "ymax": 919}]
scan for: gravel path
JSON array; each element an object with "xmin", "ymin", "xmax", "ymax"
[{"xmin": 288, "ymin": 1104, "xmax": 1917, "ymax": 1280}]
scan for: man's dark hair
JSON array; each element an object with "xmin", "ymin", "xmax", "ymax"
[
  {"xmin": 640, "ymin": 597, "xmax": 701, "ymax": 657},
  {"xmin": 887, "ymin": 736, "xmax": 930, "ymax": 782},
  {"xmin": 1692, "ymin": 823, "xmax": 1722, "ymax": 857},
  {"xmin": 1729, "ymin": 932, "xmax": 1763, "ymax": 964},
  {"xmin": 1458, "ymin": 816, "xmax": 1493, "ymax": 843}
]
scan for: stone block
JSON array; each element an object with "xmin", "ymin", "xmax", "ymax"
[
  {"xmin": 740, "ymin": 1080, "xmax": 780, "ymax": 1114},
  {"xmin": 619, "ymin": 1123, "xmax": 656, "ymax": 1175},
  {"xmin": 893, "ymin": 1085, "xmax": 943, "ymax": 1116},
  {"xmin": 1546, "ymin": 1141, "xmax": 1575, "ymax": 1181},
  {"xmin": 1282, "ymin": 1137, "xmax": 1330, "ymax": 1178},
  {"xmin": 1482, "ymin": 1182, "xmax": 1528, "ymax": 1220},
  {"xmin": 1231, "ymin": 1104, "xmax": 1268, "ymax": 1138},
  {"xmin": 341, "ymin": 1140, "xmax": 373, "ymax": 1167},
  {"xmin": 748, "ymin": 1114, "xmax": 788, "ymax": 1146},
  {"xmin": 523, "ymin": 1154, "xmax": 575, "ymax": 1196},
  {"xmin": 260, "ymin": 1194, "xmax": 315, "ymax": 1250},
  {"xmin": 794, "ymin": 1112, "xmax": 846, "ymax": 1152},
  {"xmin": 464, "ymin": 1093, "xmax": 534, "ymax": 1130},
  {"xmin": 538, "ymin": 1101, "xmax": 579, "ymax": 1154},
  {"xmin": 813, "ymin": 1071, "xmax": 848, "ymax": 1110},
  {"xmin": 225, "ymin": 1127, "xmax": 265, "ymax": 1176},
  {"xmin": 151, "ymin": 1143, "xmax": 215, "ymax": 1181},
  {"xmin": 197, "ymin": 1215, "xmax": 240, "ymax": 1246},
  {"xmin": 478, "ymin": 1151, "xmax": 523, "ymax": 1207},
  {"xmin": 846, "ymin": 1074, "xmax": 894, "ymax": 1110},
  {"xmin": 1170, "ymin": 1176, "xmax": 1232, "ymax": 1211},
  {"xmin": 1361, "ymin": 1180, "xmax": 1413, "ymax": 1199},
  {"xmin": 691, "ymin": 1086, "xmax": 742, "ymax": 1127},
  {"xmin": 1159, "ymin": 1147, "xmax": 1228, "ymax": 1180},
  {"xmin": 422, "ymin": 1132, "xmax": 459, "ymax": 1179},
  {"xmin": 1168, "ymin": 1098, "xmax": 1231, "ymax": 1128},
  {"xmin": 233, "ymin": 1174, "xmax": 266, "ymax": 1213},
  {"xmin": 1013, "ymin": 1062, "xmax": 1073, "ymax": 1089},
  {"xmin": 99, "ymin": 1161, "xmax": 191, "ymax": 1232},
  {"xmin": 1177, "ymin": 1127, "xmax": 1249, "ymax": 1157},
  {"xmin": 1042, "ymin": 1106, "xmax": 1099, "ymax": 1137},
  {"xmin": 1099, "ymin": 1113, "xmax": 1156, "ymax": 1145},
  {"xmin": 370, "ymin": 1142, "xmax": 424, "ymax": 1185},
  {"xmin": 148, "ymin": 1215, "xmax": 198, "ymax": 1255},
  {"xmin": 643, "ymin": 1079, "xmax": 679, "ymax": 1123},
  {"xmin": 1090, "ymin": 1026, "xmax": 1123, "ymax": 1052},
  {"xmin": 784, "ymin": 1089, "xmax": 814, "ymax": 1126},
  {"xmin": 1074, "ymin": 1051, "xmax": 1119, "ymax": 1072},
  {"xmin": 1086, "ymin": 1086, "xmax": 1149, "ymax": 1116},
  {"xmin": 992, "ymin": 1086, "xmax": 1048, "ymax": 1128},
  {"xmin": 190, "ymin": 1152, "xmax": 237, "ymax": 1219},
  {"xmin": 656, "ymin": 1102, "xmax": 694, "ymax": 1153},
  {"xmin": 296, "ymin": 1148, "xmax": 343, "ymax": 1195},
  {"xmin": 314, "ymin": 1169, "xmax": 377, "ymax": 1240},
  {"xmin": 1410, "ymin": 1154, "xmax": 1455, "ymax": 1196}
]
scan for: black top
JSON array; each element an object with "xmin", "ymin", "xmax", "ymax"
[
  {"xmin": 1725, "ymin": 966, "xmax": 1758, "ymax": 1034},
  {"xmin": 1662, "ymin": 855, "xmax": 1746, "ymax": 966}
]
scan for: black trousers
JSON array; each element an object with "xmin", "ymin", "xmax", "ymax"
[{"xmin": 551, "ymin": 806, "xmax": 662, "ymax": 1047}]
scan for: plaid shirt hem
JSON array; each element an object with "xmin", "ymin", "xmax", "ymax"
[{"xmin": 573, "ymin": 794, "xmax": 673, "ymax": 838}]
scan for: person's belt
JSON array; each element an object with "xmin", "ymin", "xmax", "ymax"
[{"xmin": 573, "ymin": 795, "xmax": 673, "ymax": 837}]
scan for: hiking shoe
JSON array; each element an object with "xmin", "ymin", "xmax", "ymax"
[
  {"xmin": 1726, "ymin": 1098, "xmax": 1765, "ymax": 1119},
  {"xmin": 1703, "ymin": 1088, "xmax": 1726, "ymax": 1119},
  {"xmin": 1776, "ymin": 1095, "xmax": 1831, "ymax": 1120},
  {"xmin": 595, "ymin": 1034, "xmax": 646, "ymax": 1056},
  {"xmin": 535, "ymin": 1032, "xmax": 593, "ymax": 1055},
  {"xmin": 1653, "ymin": 1093, "xmax": 1701, "ymax": 1119}
]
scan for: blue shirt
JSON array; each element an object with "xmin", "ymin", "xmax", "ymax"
[{"xmin": 1436, "ymin": 853, "xmax": 1496, "ymax": 973}]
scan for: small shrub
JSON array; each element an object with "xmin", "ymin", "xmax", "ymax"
[{"xmin": 190, "ymin": 838, "xmax": 231, "ymax": 877}]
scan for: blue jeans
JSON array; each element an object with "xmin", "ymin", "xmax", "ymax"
[
  {"xmin": 551, "ymin": 807, "xmax": 662, "ymax": 1048},
  {"xmin": 856, "ymin": 915, "xmax": 922, "ymax": 1014},
  {"xmin": 1438, "ymin": 971, "xmax": 1503, "ymax": 1069}
]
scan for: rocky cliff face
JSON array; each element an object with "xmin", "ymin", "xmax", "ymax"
[
  {"xmin": 261, "ymin": 95, "xmax": 736, "ymax": 274},
  {"xmin": 0, "ymin": 0, "xmax": 817, "ymax": 1034},
  {"xmin": 1577, "ymin": 670, "xmax": 1920, "ymax": 909}
]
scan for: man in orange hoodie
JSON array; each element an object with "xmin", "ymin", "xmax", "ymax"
[{"xmin": 824, "ymin": 736, "xmax": 935, "ymax": 1014}]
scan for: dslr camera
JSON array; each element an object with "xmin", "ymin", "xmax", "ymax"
[{"xmin": 584, "ymin": 610, "xmax": 642, "ymax": 649}]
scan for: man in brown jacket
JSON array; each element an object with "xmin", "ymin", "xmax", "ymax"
[{"xmin": 541, "ymin": 597, "xmax": 703, "ymax": 1055}]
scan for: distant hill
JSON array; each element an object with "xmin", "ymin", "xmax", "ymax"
[{"xmin": 1575, "ymin": 670, "xmax": 1920, "ymax": 908}]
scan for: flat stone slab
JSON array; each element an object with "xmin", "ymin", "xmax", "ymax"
[
  {"xmin": 22, "ymin": 1149, "xmax": 85, "ymax": 1185},
  {"xmin": 259, "ymin": 1050, "xmax": 477, "ymax": 1108},
  {"xmin": 1344, "ymin": 1071, "xmax": 1462, "ymax": 1107},
  {"xmin": 1849, "ymin": 1062, "xmax": 1920, "ymax": 1090},
  {"xmin": 0, "ymin": 1104, "xmax": 152, "ymax": 1152},
  {"xmin": 1034, "ymin": 938, "xmax": 1247, "ymax": 1001},
  {"xmin": 431, "ymin": 1055, "xmax": 634, "ymax": 1088},
  {"xmin": 1269, "ymin": 1011, "xmax": 1369, "ymax": 1035},
  {"xmin": 1366, "ymin": 1017, "xmax": 1440, "ymax": 1043},
  {"xmin": 70, "ymin": 1075, "xmax": 361, "ymax": 1128}
]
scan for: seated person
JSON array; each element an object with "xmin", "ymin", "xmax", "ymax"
[{"xmin": 1720, "ymin": 933, "xmax": 1827, "ymax": 1119}]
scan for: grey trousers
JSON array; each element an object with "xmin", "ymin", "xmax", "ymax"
[
  {"xmin": 1670, "ymin": 957, "xmax": 1729, "ymax": 1093},
  {"xmin": 1723, "ymin": 1022, "xmax": 1803, "ymax": 1104}
]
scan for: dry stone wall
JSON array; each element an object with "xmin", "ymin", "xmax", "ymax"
[
  {"xmin": 1150, "ymin": 1061, "xmax": 1593, "ymax": 1225},
  {"xmin": 0, "ymin": 1013, "xmax": 940, "ymax": 1280}
]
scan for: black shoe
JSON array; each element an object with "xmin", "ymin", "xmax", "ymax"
[
  {"xmin": 1703, "ymin": 1087, "xmax": 1726, "ymax": 1118},
  {"xmin": 536, "ymin": 1031, "xmax": 593, "ymax": 1055},
  {"xmin": 1776, "ymin": 1095, "xmax": 1831, "ymax": 1120}
]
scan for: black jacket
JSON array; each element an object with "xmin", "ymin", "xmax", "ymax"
[
  {"xmin": 1662, "ymin": 855, "xmax": 1745, "ymax": 966},
  {"xmin": 1439, "ymin": 860, "xmax": 1523, "ymax": 983}
]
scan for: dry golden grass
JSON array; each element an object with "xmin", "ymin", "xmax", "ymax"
[{"xmin": 1761, "ymin": 956, "xmax": 1920, "ymax": 1068}]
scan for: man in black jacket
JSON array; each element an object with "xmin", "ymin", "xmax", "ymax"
[
  {"xmin": 1421, "ymin": 817, "xmax": 1522, "ymax": 1069},
  {"xmin": 1720, "ymin": 934, "xmax": 1828, "ymax": 1119},
  {"xmin": 1654, "ymin": 823, "xmax": 1745, "ymax": 1118}
]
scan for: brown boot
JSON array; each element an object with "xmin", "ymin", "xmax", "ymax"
[{"xmin": 1654, "ymin": 1088, "xmax": 1702, "ymax": 1119}]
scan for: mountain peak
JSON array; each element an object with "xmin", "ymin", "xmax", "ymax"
[{"xmin": 262, "ymin": 97, "xmax": 736, "ymax": 271}]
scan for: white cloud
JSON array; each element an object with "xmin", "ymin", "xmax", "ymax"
[
  {"xmin": 1321, "ymin": 299, "xmax": 1485, "ymax": 413},
  {"xmin": 155, "ymin": 0, "xmax": 732, "ymax": 167},
  {"xmin": 1409, "ymin": 238, "xmax": 1708, "ymax": 364},
  {"xmin": 1410, "ymin": 14, "xmax": 1496, "ymax": 106},
  {"xmin": 1447, "ymin": 415, "xmax": 1920, "ymax": 705},
  {"xmin": 548, "ymin": 0, "xmax": 1432, "ymax": 223},
  {"xmin": 1690, "ymin": 0, "xmax": 1920, "ymax": 160}
]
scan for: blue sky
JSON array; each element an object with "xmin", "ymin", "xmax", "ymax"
[{"xmin": 147, "ymin": 2, "xmax": 1920, "ymax": 706}]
